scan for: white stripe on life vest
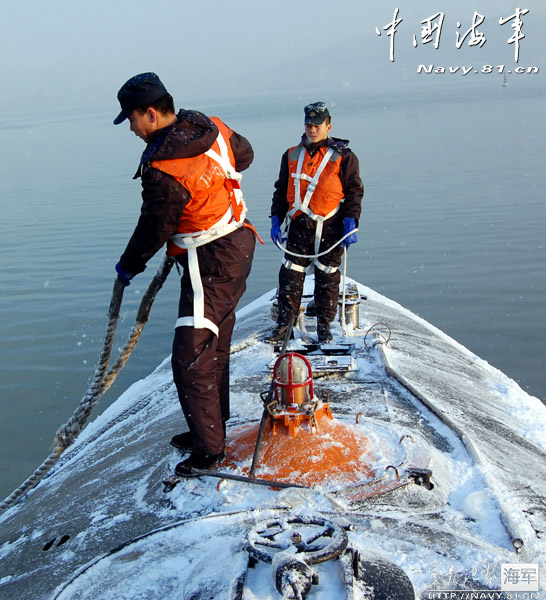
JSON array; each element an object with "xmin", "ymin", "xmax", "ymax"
[
  {"xmin": 290, "ymin": 146, "xmax": 335, "ymax": 217},
  {"xmin": 205, "ymin": 130, "xmax": 241, "ymax": 184},
  {"xmin": 170, "ymin": 130, "xmax": 247, "ymax": 252},
  {"xmin": 206, "ymin": 133, "xmax": 246, "ymax": 210},
  {"xmin": 284, "ymin": 145, "xmax": 342, "ymax": 274}
]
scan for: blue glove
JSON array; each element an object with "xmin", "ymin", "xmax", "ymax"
[
  {"xmin": 270, "ymin": 215, "xmax": 283, "ymax": 246},
  {"xmin": 342, "ymin": 217, "xmax": 358, "ymax": 249},
  {"xmin": 115, "ymin": 262, "xmax": 135, "ymax": 287}
]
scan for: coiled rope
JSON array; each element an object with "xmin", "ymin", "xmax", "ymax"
[{"xmin": 0, "ymin": 256, "xmax": 175, "ymax": 514}]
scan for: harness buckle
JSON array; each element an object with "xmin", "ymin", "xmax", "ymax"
[{"xmin": 282, "ymin": 259, "xmax": 306, "ymax": 273}]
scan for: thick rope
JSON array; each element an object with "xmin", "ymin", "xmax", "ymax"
[
  {"xmin": 51, "ymin": 331, "xmax": 264, "ymax": 474},
  {"xmin": 0, "ymin": 256, "xmax": 174, "ymax": 515}
]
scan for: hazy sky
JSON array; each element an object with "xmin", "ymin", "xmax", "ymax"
[{"xmin": 1, "ymin": 0, "xmax": 544, "ymax": 114}]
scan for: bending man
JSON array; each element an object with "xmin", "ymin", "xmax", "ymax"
[{"xmin": 113, "ymin": 73, "xmax": 257, "ymax": 474}]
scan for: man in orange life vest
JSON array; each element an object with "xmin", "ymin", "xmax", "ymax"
[
  {"xmin": 113, "ymin": 73, "xmax": 257, "ymax": 473},
  {"xmin": 268, "ymin": 102, "xmax": 364, "ymax": 343}
]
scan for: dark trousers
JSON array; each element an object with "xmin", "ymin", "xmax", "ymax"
[
  {"xmin": 277, "ymin": 213, "xmax": 343, "ymax": 325},
  {"xmin": 171, "ymin": 226, "xmax": 255, "ymax": 455}
]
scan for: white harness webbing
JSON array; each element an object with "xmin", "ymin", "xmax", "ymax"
[
  {"xmin": 290, "ymin": 146, "xmax": 335, "ymax": 219},
  {"xmin": 285, "ymin": 146, "xmax": 341, "ymax": 275},
  {"xmin": 175, "ymin": 246, "xmax": 219, "ymax": 335},
  {"xmin": 173, "ymin": 132, "xmax": 246, "ymax": 336}
]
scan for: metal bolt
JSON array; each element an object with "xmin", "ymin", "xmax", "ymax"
[{"xmin": 291, "ymin": 531, "xmax": 303, "ymax": 544}]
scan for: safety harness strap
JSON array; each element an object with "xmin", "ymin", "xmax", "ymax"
[
  {"xmin": 173, "ymin": 130, "xmax": 244, "ymax": 335},
  {"xmin": 289, "ymin": 146, "xmax": 335, "ymax": 219},
  {"xmin": 175, "ymin": 247, "xmax": 219, "ymax": 336},
  {"xmin": 314, "ymin": 261, "xmax": 338, "ymax": 274},
  {"xmin": 281, "ymin": 258, "xmax": 307, "ymax": 273},
  {"xmin": 171, "ymin": 130, "xmax": 248, "ymax": 253},
  {"xmin": 206, "ymin": 131, "xmax": 246, "ymax": 223},
  {"xmin": 283, "ymin": 146, "xmax": 341, "ymax": 275},
  {"xmin": 204, "ymin": 132, "xmax": 238, "ymax": 179}
]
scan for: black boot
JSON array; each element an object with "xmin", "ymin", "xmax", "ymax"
[
  {"xmin": 170, "ymin": 431, "xmax": 193, "ymax": 450},
  {"xmin": 317, "ymin": 318, "xmax": 333, "ymax": 344},
  {"xmin": 171, "ymin": 421, "xmax": 227, "ymax": 451},
  {"xmin": 175, "ymin": 450, "xmax": 225, "ymax": 476},
  {"xmin": 267, "ymin": 323, "xmax": 294, "ymax": 344}
]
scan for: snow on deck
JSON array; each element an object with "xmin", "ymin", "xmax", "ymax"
[{"xmin": 0, "ymin": 283, "xmax": 545, "ymax": 599}]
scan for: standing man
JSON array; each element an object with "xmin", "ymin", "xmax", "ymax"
[
  {"xmin": 268, "ymin": 102, "xmax": 363, "ymax": 343},
  {"xmin": 113, "ymin": 73, "xmax": 257, "ymax": 474}
]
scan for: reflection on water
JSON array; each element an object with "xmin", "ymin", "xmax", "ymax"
[{"xmin": 1, "ymin": 84, "xmax": 545, "ymax": 498}]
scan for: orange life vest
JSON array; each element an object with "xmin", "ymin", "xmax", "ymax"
[
  {"xmin": 286, "ymin": 143, "xmax": 344, "ymax": 219},
  {"xmin": 151, "ymin": 117, "xmax": 245, "ymax": 256}
]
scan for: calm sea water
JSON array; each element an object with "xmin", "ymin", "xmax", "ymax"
[{"xmin": 1, "ymin": 83, "xmax": 545, "ymax": 500}]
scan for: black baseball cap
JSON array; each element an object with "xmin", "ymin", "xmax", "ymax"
[
  {"xmin": 304, "ymin": 102, "xmax": 330, "ymax": 125},
  {"xmin": 113, "ymin": 72, "xmax": 169, "ymax": 125}
]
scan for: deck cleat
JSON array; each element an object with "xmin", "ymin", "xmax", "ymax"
[{"xmin": 406, "ymin": 467, "xmax": 434, "ymax": 490}]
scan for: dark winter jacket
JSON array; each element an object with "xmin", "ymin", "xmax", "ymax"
[
  {"xmin": 271, "ymin": 135, "xmax": 363, "ymax": 223},
  {"xmin": 119, "ymin": 110, "xmax": 254, "ymax": 275}
]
